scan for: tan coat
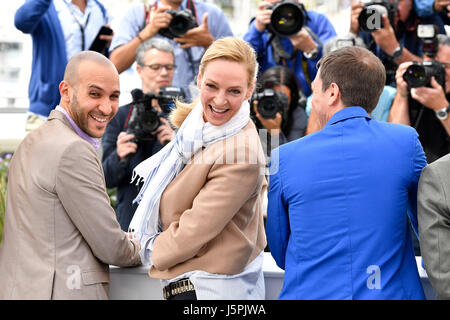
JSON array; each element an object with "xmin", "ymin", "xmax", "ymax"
[
  {"xmin": 150, "ymin": 120, "xmax": 267, "ymax": 279},
  {"xmin": 0, "ymin": 110, "xmax": 141, "ymax": 299}
]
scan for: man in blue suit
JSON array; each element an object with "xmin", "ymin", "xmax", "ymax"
[{"xmin": 266, "ymin": 46, "xmax": 427, "ymax": 299}]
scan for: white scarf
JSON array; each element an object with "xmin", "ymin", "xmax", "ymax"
[{"xmin": 128, "ymin": 100, "xmax": 250, "ymax": 246}]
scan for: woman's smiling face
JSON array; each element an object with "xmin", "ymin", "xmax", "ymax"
[{"xmin": 198, "ymin": 59, "xmax": 254, "ymax": 126}]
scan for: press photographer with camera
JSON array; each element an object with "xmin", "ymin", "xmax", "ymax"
[
  {"xmin": 251, "ymin": 66, "xmax": 307, "ymax": 155},
  {"xmin": 108, "ymin": 0, "xmax": 233, "ymax": 97},
  {"xmin": 350, "ymin": 0, "xmax": 446, "ymax": 86},
  {"xmin": 102, "ymin": 38, "xmax": 180, "ymax": 231},
  {"xmin": 388, "ymin": 34, "xmax": 450, "ymax": 163},
  {"xmin": 243, "ymin": 0, "xmax": 336, "ymax": 97}
]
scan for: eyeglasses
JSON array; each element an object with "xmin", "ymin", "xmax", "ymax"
[{"xmin": 143, "ymin": 64, "xmax": 176, "ymax": 72}]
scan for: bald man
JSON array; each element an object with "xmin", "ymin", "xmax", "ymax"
[{"xmin": 0, "ymin": 51, "xmax": 141, "ymax": 300}]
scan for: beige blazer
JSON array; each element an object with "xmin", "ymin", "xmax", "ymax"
[
  {"xmin": 0, "ymin": 110, "xmax": 141, "ymax": 299},
  {"xmin": 418, "ymin": 153, "xmax": 450, "ymax": 299},
  {"xmin": 150, "ymin": 120, "xmax": 267, "ymax": 279}
]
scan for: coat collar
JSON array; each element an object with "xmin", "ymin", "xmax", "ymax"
[{"xmin": 325, "ymin": 106, "xmax": 371, "ymax": 127}]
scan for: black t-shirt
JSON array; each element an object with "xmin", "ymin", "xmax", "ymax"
[{"xmin": 409, "ymin": 95, "xmax": 450, "ymax": 163}]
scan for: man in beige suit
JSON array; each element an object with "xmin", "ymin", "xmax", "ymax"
[{"xmin": 0, "ymin": 51, "xmax": 141, "ymax": 299}]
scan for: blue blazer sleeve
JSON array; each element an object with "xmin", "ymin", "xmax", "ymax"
[
  {"xmin": 15, "ymin": 0, "xmax": 53, "ymax": 34},
  {"xmin": 407, "ymin": 132, "xmax": 427, "ymax": 238},
  {"xmin": 266, "ymin": 155, "xmax": 290, "ymax": 270}
]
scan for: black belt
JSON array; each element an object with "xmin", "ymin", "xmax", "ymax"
[{"xmin": 163, "ymin": 278, "xmax": 195, "ymax": 300}]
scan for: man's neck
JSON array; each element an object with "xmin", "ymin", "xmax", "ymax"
[
  {"xmin": 160, "ymin": 0, "xmax": 182, "ymax": 10},
  {"xmin": 72, "ymin": 0, "xmax": 88, "ymax": 13}
]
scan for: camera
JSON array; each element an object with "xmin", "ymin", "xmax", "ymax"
[
  {"xmin": 126, "ymin": 87, "xmax": 185, "ymax": 142},
  {"xmin": 358, "ymin": 0, "xmax": 397, "ymax": 32},
  {"xmin": 251, "ymin": 88, "xmax": 289, "ymax": 120},
  {"xmin": 417, "ymin": 24, "xmax": 438, "ymax": 58},
  {"xmin": 403, "ymin": 60, "xmax": 446, "ymax": 89},
  {"xmin": 159, "ymin": 9, "xmax": 197, "ymax": 39},
  {"xmin": 266, "ymin": 0, "xmax": 306, "ymax": 37}
]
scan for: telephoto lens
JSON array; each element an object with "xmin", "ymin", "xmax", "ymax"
[
  {"xmin": 403, "ymin": 61, "xmax": 446, "ymax": 89},
  {"xmin": 255, "ymin": 89, "xmax": 289, "ymax": 119},
  {"xmin": 268, "ymin": 0, "xmax": 305, "ymax": 37},
  {"xmin": 358, "ymin": 1, "xmax": 397, "ymax": 32}
]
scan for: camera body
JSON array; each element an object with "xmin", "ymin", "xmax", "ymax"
[
  {"xmin": 251, "ymin": 88, "xmax": 289, "ymax": 121},
  {"xmin": 126, "ymin": 87, "xmax": 185, "ymax": 142},
  {"xmin": 266, "ymin": 0, "xmax": 306, "ymax": 37},
  {"xmin": 159, "ymin": 9, "xmax": 197, "ymax": 39},
  {"xmin": 358, "ymin": 0, "xmax": 397, "ymax": 32},
  {"xmin": 403, "ymin": 60, "xmax": 446, "ymax": 89}
]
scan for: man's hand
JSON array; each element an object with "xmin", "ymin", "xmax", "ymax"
[
  {"xmin": 349, "ymin": 1, "xmax": 364, "ymax": 34},
  {"xmin": 434, "ymin": 0, "xmax": 450, "ymax": 17},
  {"xmin": 152, "ymin": 117, "xmax": 175, "ymax": 146},
  {"xmin": 254, "ymin": 1, "xmax": 273, "ymax": 32},
  {"xmin": 116, "ymin": 132, "xmax": 138, "ymax": 159},
  {"xmin": 173, "ymin": 13, "xmax": 214, "ymax": 49},
  {"xmin": 99, "ymin": 24, "xmax": 114, "ymax": 48},
  {"xmin": 395, "ymin": 61, "xmax": 413, "ymax": 97},
  {"xmin": 411, "ymin": 77, "xmax": 448, "ymax": 111},
  {"xmin": 290, "ymin": 28, "xmax": 317, "ymax": 54},
  {"xmin": 139, "ymin": 6, "xmax": 172, "ymax": 41},
  {"xmin": 253, "ymin": 101, "xmax": 282, "ymax": 136},
  {"xmin": 371, "ymin": 14, "xmax": 399, "ymax": 56}
]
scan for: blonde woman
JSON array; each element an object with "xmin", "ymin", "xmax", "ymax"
[{"xmin": 129, "ymin": 37, "xmax": 267, "ymax": 300}]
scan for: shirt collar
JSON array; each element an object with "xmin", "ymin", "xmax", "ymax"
[
  {"xmin": 56, "ymin": 105, "xmax": 100, "ymax": 151},
  {"xmin": 325, "ymin": 106, "xmax": 371, "ymax": 127}
]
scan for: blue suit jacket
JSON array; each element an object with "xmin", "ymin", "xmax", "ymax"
[{"xmin": 266, "ymin": 107, "xmax": 427, "ymax": 299}]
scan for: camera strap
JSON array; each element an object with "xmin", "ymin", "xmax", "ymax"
[{"xmin": 124, "ymin": 103, "xmax": 134, "ymax": 130}]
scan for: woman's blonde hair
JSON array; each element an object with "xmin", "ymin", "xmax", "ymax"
[{"xmin": 170, "ymin": 37, "xmax": 258, "ymax": 128}]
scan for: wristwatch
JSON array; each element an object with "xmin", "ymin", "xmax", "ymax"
[
  {"xmin": 435, "ymin": 105, "xmax": 450, "ymax": 121},
  {"xmin": 304, "ymin": 47, "xmax": 319, "ymax": 59},
  {"xmin": 390, "ymin": 45, "xmax": 404, "ymax": 61}
]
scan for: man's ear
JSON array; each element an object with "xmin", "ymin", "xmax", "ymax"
[
  {"xmin": 59, "ymin": 80, "xmax": 71, "ymax": 104},
  {"xmin": 328, "ymin": 82, "xmax": 341, "ymax": 106},
  {"xmin": 136, "ymin": 64, "xmax": 143, "ymax": 78}
]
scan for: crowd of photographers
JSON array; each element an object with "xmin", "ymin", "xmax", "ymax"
[{"xmin": 14, "ymin": 0, "xmax": 450, "ymax": 257}]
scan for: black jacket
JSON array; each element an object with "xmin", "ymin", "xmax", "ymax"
[{"xmin": 102, "ymin": 103, "xmax": 163, "ymax": 231}]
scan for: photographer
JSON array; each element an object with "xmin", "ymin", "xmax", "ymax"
[
  {"xmin": 388, "ymin": 34, "xmax": 450, "ymax": 163},
  {"xmin": 243, "ymin": 0, "xmax": 336, "ymax": 97},
  {"xmin": 252, "ymin": 66, "xmax": 307, "ymax": 155},
  {"xmin": 102, "ymin": 38, "xmax": 177, "ymax": 231},
  {"xmin": 350, "ymin": 0, "xmax": 446, "ymax": 86},
  {"xmin": 108, "ymin": 0, "xmax": 233, "ymax": 97}
]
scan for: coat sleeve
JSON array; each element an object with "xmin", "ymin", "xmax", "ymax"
[
  {"xmin": 266, "ymin": 152, "xmax": 290, "ymax": 270},
  {"xmin": 407, "ymin": 134, "xmax": 427, "ymax": 238},
  {"xmin": 56, "ymin": 140, "xmax": 141, "ymax": 267},
  {"xmin": 14, "ymin": 0, "xmax": 52, "ymax": 34},
  {"xmin": 152, "ymin": 153, "xmax": 263, "ymax": 271},
  {"xmin": 418, "ymin": 163, "xmax": 450, "ymax": 299}
]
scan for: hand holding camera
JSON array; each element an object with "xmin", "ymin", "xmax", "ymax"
[
  {"xmin": 255, "ymin": 0, "xmax": 306, "ymax": 37},
  {"xmin": 252, "ymin": 101, "xmax": 283, "ymax": 136},
  {"xmin": 139, "ymin": 6, "xmax": 173, "ymax": 41},
  {"xmin": 117, "ymin": 132, "xmax": 138, "ymax": 160},
  {"xmin": 173, "ymin": 13, "xmax": 214, "ymax": 49}
]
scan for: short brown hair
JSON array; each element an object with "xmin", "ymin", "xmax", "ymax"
[{"xmin": 317, "ymin": 46, "xmax": 386, "ymax": 113}]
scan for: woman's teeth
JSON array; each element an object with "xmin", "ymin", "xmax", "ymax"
[{"xmin": 210, "ymin": 105, "xmax": 227, "ymax": 113}]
